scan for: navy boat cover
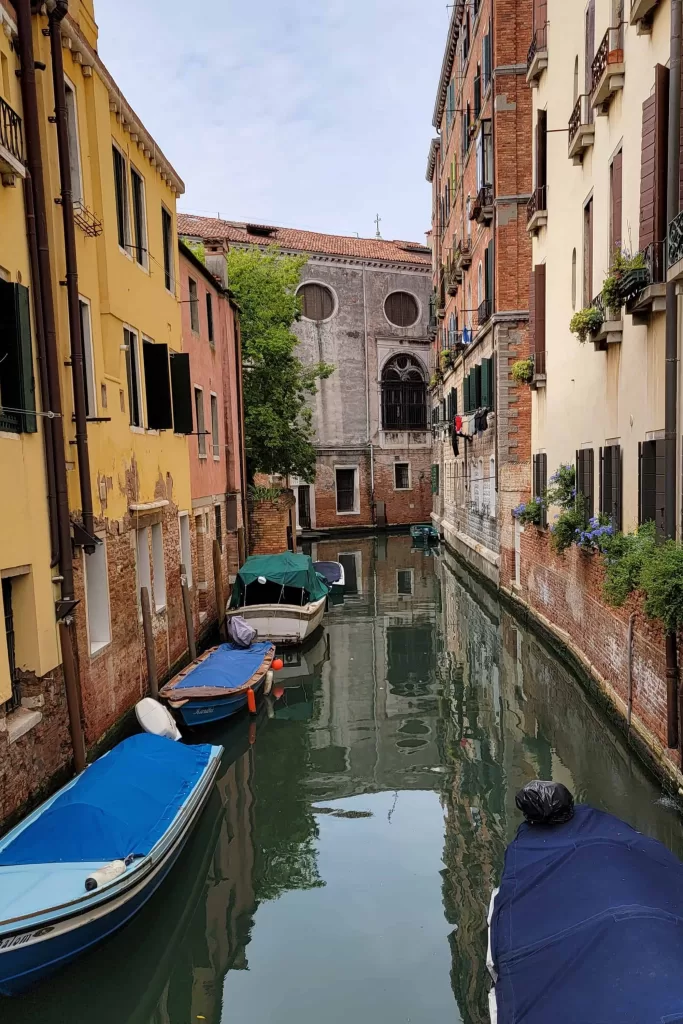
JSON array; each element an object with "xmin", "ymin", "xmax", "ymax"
[
  {"xmin": 167, "ymin": 641, "xmax": 274, "ymax": 693},
  {"xmin": 313, "ymin": 561, "xmax": 343, "ymax": 585},
  {"xmin": 491, "ymin": 805, "xmax": 683, "ymax": 1023},
  {"xmin": 0, "ymin": 735, "xmax": 213, "ymax": 865}
]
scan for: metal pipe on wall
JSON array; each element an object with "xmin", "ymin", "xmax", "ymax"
[
  {"xmin": 49, "ymin": 5, "xmax": 95, "ymax": 546},
  {"xmin": 665, "ymin": 0, "xmax": 681, "ymax": 750}
]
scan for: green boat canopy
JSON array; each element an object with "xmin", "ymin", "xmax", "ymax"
[{"xmin": 230, "ymin": 553, "xmax": 330, "ymax": 608}]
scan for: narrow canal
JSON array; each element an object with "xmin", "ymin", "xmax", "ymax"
[{"xmin": 18, "ymin": 535, "xmax": 683, "ymax": 1024}]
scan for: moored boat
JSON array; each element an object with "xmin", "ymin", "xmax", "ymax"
[
  {"xmin": 158, "ymin": 641, "xmax": 276, "ymax": 727},
  {"xmin": 488, "ymin": 781, "xmax": 683, "ymax": 1023},
  {"xmin": 313, "ymin": 560, "xmax": 345, "ymax": 589},
  {"xmin": 0, "ymin": 734, "xmax": 222, "ymax": 996},
  {"xmin": 226, "ymin": 553, "xmax": 329, "ymax": 645},
  {"xmin": 410, "ymin": 523, "xmax": 440, "ymax": 544}
]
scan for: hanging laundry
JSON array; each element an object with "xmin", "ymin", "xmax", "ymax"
[{"xmin": 452, "ymin": 432, "xmax": 459, "ymax": 457}]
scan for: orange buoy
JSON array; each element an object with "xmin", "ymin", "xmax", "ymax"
[
  {"xmin": 247, "ymin": 688, "xmax": 257, "ymax": 714},
  {"xmin": 272, "ymin": 658, "xmax": 284, "ymax": 671}
]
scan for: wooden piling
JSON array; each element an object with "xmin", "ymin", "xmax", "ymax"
[
  {"xmin": 213, "ymin": 539, "xmax": 228, "ymax": 643},
  {"xmin": 140, "ymin": 586, "xmax": 158, "ymax": 699},
  {"xmin": 180, "ymin": 562, "xmax": 197, "ymax": 661}
]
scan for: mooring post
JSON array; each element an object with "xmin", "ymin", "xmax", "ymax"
[
  {"xmin": 140, "ymin": 586, "xmax": 158, "ymax": 699},
  {"xmin": 213, "ymin": 539, "xmax": 228, "ymax": 643},
  {"xmin": 180, "ymin": 563, "xmax": 197, "ymax": 661}
]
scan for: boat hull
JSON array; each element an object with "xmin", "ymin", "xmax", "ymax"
[
  {"xmin": 226, "ymin": 596, "xmax": 326, "ymax": 645},
  {"xmin": 0, "ymin": 749, "xmax": 222, "ymax": 996},
  {"xmin": 176, "ymin": 676, "xmax": 266, "ymax": 726}
]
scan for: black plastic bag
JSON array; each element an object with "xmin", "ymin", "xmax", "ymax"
[{"xmin": 515, "ymin": 780, "xmax": 575, "ymax": 825}]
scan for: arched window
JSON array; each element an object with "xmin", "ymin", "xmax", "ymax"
[
  {"xmin": 573, "ymin": 56, "xmax": 579, "ymax": 105},
  {"xmin": 477, "ymin": 262, "xmax": 483, "ymax": 305},
  {"xmin": 381, "ymin": 354, "xmax": 427, "ymax": 430},
  {"xmin": 571, "ymin": 248, "xmax": 577, "ymax": 310},
  {"xmin": 448, "ymin": 312, "xmax": 456, "ymax": 345}
]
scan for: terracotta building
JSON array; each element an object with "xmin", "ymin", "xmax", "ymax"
[
  {"xmin": 178, "ymin": 216, "xmax": 434, "ymax": 534},
  {"xmin": 427, "ymin": 0, "xmax": 533, "ymax": 586},
  {"xmin": 178, "ymin": 241, "xmax": 246, "ymax": 633}
]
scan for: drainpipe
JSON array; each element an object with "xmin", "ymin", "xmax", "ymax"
[
  {"xmin": 16, "ymin": 0, "xmax": 86, "ymax": 772},
  {"xmin": 231, "ymin": 301, "xmax": 249, "ymax": 554},
  {"xmin": 362, "ymin": 264, "xmax": 375, "ymax": 520},
  {"xmin": 23, "ymin": 174, "xmax": 59, "ymax": 566},
  {"xmin": 49, "ymin": 3, "xmax": 95, "ymax": 547},
  {"xmin": 665, "ymin": 0, "xmax": 681, "ymax": 750}
]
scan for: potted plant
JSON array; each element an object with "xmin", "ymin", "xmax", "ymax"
[
  {"xmin": 511, "ymin": 358, "xmax": 534, "ymax": 384},
  {"xmin": 440, "ymin": 348, "xmax": 453, "ymax": 371},
  {"xmin": 569, "ymin": 306, "xmax": 604, "ymax": 343}
]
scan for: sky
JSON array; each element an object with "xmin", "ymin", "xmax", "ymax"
[{"xmin": 96, "ymin": 0, "xmax": 447, "ymax": 244}]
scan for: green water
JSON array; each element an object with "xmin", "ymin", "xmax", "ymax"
[{"xmin": 18, "ymin": 535, "xmax": 683, "ymax": 1023}]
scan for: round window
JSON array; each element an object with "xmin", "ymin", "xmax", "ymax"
[
  {"xmin": 385, "ymin": 291, "xmax": 419, "ymax": 328},
  {"xmin": 299, "ymin": 283, "xmax": 335, "ymax": 322}
]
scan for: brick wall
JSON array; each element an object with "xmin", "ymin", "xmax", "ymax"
[{"xmin": 248, "ymin": 490, "xmax": 296, "ymax": 554}]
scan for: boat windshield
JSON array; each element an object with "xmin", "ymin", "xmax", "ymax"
[{"xmin": 243, "ymin": 580, "xmax": 310, "ymax": 607}]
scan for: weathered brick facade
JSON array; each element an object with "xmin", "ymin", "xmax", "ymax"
[{"xmin": 248, "ymin": 490, "xmax": 296, "ymax": 555}]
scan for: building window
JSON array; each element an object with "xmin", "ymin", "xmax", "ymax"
[
  {"xmin": 112, "ymin": 145, "xmax": 130, "ymax": 253},
  {"xmin": 206, "ymin": 292, "xmax": 214, "ymax": 343},
  {"xmin": 78, "ymin": 298, "xmax": 96, "ymax": 418},
  {"xmin": 194, "ymin": 387, "xmax": 206, "ymax": 456},
  {"xmin": 384, "ymin": 291, "xmax": 419, "ymax": 327},
  {"xmin": 189, "ymin": 277, "xmax": 199, "ymax": 332},
  {"xmin": 215, "ymin": 504, "xmax": 222, "ymax": 552},
  {"xmin": 533, "ymin": 452, "xmax": 548, "ymax": 528},
  {"xmin": 338, "ymin": 552, "xmax": 360, "ymax": 595},
  {"xmin": 136, "ymin": 527, "xmax": 151, "ymax": 610},
  {"xmin": 571, "ymin": 248, "xmax": 577, "ymax": 310},
  {"xmin": 335, "ymin": 467, "xmax": 357, "ymax": 514},
  {"xmin": 381, "ymin": 354, "xmax": 427, "ymax": 429},
  {"xmin": 142, "ymin": 340, "xmax": 173, "ymax": 431},
  {"xmin": 0, "ymin": 280, "xmax": 37, "ymax": 434},
  {"xmin": 151, "ymin": 522, "xmax": 166, "ymax": 612},
  {"xmin": 576, "ymin": 447, "xmax": 595, "ymax": 521},
  {"xmin": 397, "ymin": 569, "xmax": 414, "ymax": 596},
  {"xmin": 299, "ymin": 282, "xmax": 335, "ymax": 321},
  {"xmin": 179, "ymin": 512, "xmax": 193, "ymax": 587},
  {"xmin": 639, "ymin": 439, "xmax": 665, "ymax": 536},
  {"xmin": 210, "ymin": 393, "xmax": 220, "ymax": 459},
  {"xmin": 162, "ymin": 205, "xmax": 174, "ymax": 293},
  {"xmin": 124, "ymin": 326, "xmax": 142, "ymax": 427},
  {"xmin": 600, "ymin": 444, "xmax": 622, "ymax": 530},
  {"xmin": 2, "ymin": 577, "xmax": 21, "ymax": 711},
  {"xmin": 64, "ymin": 78, "xmax": 83, "ymax": 205},
  {"xmin": 85, "ymin": 538, "xmax": 111, "ymax": 655},
  {"xmin": 583, "ymin": 196, "xmax": 593, "ymax": 306},
  {"xmin": 394, "ymin": 463, "xmax": 410, "ymax": 490},
  {"xmin": 609, "ymin": 150, "xmax": 623, "ymax": 258},
  {"xmin": 130, "ymin": 166, "xmax": 148, "ymax": 268},
  {"xmin": 477, "ymin": 261, "xmax": 483, "ymax": 305}
]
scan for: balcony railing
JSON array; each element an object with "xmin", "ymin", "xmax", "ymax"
[
  {"xmin": 0, "ymin": 96, "xmax": 24, "ymax": 171},
  {"xmin": 534, "ymin": 350, "xmax": 546, "ymax": 377},
  {"xmin": 527, "ymin": 24, "xmax": 549, "ymax": 85},
  {"xmin": 527, "ymin": 185, "xmax": 547, "ymax": 226},
  {"xmin": 455, "ymin": 239, "xmax": 472, "ymax": 268},
  {"xmin": 669, "ymin": 211, "xmax": 683, "ymax": 270},
  {"xmin": 568, "ymin": 94, "xmax": 595, "ymax": 161},
  {"xmin": 471, "ymin": 185, "xmax": 493, "ymax": 224},
  {"xmin": 621, "ymin": 241, "xmax": 665, "ymax": 304},
  {"xmin": 477, "ymin": 298, "xmax": 492, "ymax": 328},
  {"xmin": 591, "ymin": 26, "xmax": 625, "ymax": 108},
  {"xmin": 445, "ymin": 266, "xmax": 459, "ymax": 295}
]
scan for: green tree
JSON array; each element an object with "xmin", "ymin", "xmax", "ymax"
[{"xmin": 227, "ymin": 246, "xmax": 334, "ymax": 482}]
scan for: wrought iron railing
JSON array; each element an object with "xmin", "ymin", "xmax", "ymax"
[
  {"xmin": 591, "ymin": 26, "xmax": 624, "ymax": 95},
  {"xmin": 445, "ymin": 266, "xmax": 459, "ymax": 295},
  {"xmin": 477, "ymin": 298, "xmax": 492, "ymax": 328},
  {"xmin": 455, "ymin": 240, "xmax": 472, "ymax": 266},
  {"xmin": 471, "ymin": 185, "xmax": 493, "ymax": 221},
  {"xmin": 527, "ymin": 24, "xmax": 548, "ymax": 71},
  {"xmin": 669, "ymin": 212, "xmax": 683, "ymax": 269},
  {"xmin": 381, "ymin": 382, "xmax": 428, "ymax": 430},
  {"xmin": 620, "ymin": 241, "xmax": 665, "ymax": 303},
  {"xmin": 527, "ymin": 185, "xmax": 547, "ymax": 224},
  {"xmin": 569, "ymin": 94, "xmax": 593, "ymax": 149},
  {"xmin": 0, "ymin": 96, "xmax": 23, "ymax": 166}
]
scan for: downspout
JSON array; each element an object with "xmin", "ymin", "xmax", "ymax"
[
  {"xmin": 49, "ymin": 3, "xmax": 95, "ymax": 546},
  {"xmin": 665, "ymin": 0, "xmax": 681, "ymax": 751},
  {"xmin": 16, "ymin": 0, "xmax": 86, "ymax": 772},
  {"xmin": 231, "ymin": 300, "xmax": 249, "ymax": 554},
  {"xmin": 23, "ymin": 174, "xmax": 59, "ymax": 566},
  {"xmin": 362, "ymin": 264, "xmax": 375, "ymax": 519}
]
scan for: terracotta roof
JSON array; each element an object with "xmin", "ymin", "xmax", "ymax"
[{"xmin": 177, "ymin": 214, "xmax": 431, "ymax": 265}]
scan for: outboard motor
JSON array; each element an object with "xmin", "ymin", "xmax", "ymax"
[{"xmin": 515, "ymin": 780, "xmax": 575, "ymax": 825}]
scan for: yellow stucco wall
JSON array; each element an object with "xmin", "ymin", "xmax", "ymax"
[
  {"xmin": 531, "ymin": 0, "xmax": 671, "ymax": 532},
  {"xmin": 0, "ymin": 12, "xmax": 60, "ymax": 702}
]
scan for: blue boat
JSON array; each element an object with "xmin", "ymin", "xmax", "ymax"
[
  {"xmin": 488, "ymin": 798, "xmax": 683, "ymax": 1023},
  {"xmin": 0, "ymin": 734, "xmax": 222, "ymax": 996},
  {"xmin": 159, "ymin": 641, "xmax": 275, "ymax": 727}
]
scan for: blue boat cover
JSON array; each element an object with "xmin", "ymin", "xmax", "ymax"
[
  {"xmin": 0, "ymin": 735, "xmax": 213, "ymax": 865},
  {"xmin": 491, "ymin": 805, "xmax": 683, "ymax": 1023},
  {"xmin": 168, "ymin": 642, "xmax": 274, "ymax": 693},
  {"xmin": 313, "ymin": 562, "xmax": 343, "ymax": 584}
]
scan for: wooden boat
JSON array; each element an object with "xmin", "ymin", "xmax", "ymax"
[
  {"xmin": 0, "ymin": 734, "xmax": 222, "ymax": 996},
  {"xmin": 226, "ymin": 553, "xmax": 329, "ymax": 645},
  {"xmin": 410, "ymin": 523, "xmax": 439, "ymax": 544},
  {"xmin": 488, "ymin": 782, "xmax": 683, "ymax": 1023},
  {"xmin": 159, "ymin": 641, "xmax": 275, "ymax": 727}
]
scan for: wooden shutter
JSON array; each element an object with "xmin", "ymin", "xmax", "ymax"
[
  {"xmin": 611, "ymin": 445, "xmax": 622, "ymax": 530},
  {"xmin": 474, "ymin": 364, "xmax": 482, "ymax": 408},
  {"xmin": 534, "ymin": 265, "xmax": 546, "ymax": 360},
  {"xmin": 639, "ymin": 440, "xmax": 664, "ymax": 534},
  {"xmin": 169, "ymin": 352, "xmax": 193, "ymax": 434},
  {"xmin": 583, "ymin": 199, "xmax": 593, "ymax": 307},
  {"xmin": 610, "ymin": 151, "xmax": 623, "ymax": 256},
  {"xmin": 529, "ymin": 269, "xmax": 536, "ymax": 361},
  {"xmin": 536, "ymin": 110, "xmax": 548, "ymax": 192},
  {"xmin": 576, "ymin": 448, "xmax": 594, "ymax": 520},
  {"xmin": 585, "ymin": 0, "xmax": 595, "ymax": 96},
  {"xmin": 481, "ymin": 358, "xmax": 491, "ymax": 408},
  {"xmin": 463, "ymin": 373, "xmax": 470, "ymax": 413},
  {"xmin": 142, "ymin": 342, "xmax": 173, "ymax": 430},
  {"xmin": 640, "ymin": 94, "xmax": 657, "ymax": 250},
  {"xmin": 483, "ymin": 32, "xmax": 491, "ymax": 87},
  {"xmin": 486, "ymin": 239, "xmax": 494, "ymax": 305},
  {"xmin": 0, "ymin": 281, "xmax": 36, "ymax": 433},
  {"xmin": 540, "ymin": 452, "xmax": 547, "ymax": 526}
]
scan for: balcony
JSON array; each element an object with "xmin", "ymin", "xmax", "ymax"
[
  {"xmin": 428, "ymin": 295, "xmax": 438, "ymax": 337},
  {"xmin": 531, "ymin": 349, "xmax": 546, "ymax": 390},
  {"xmin": 445, "ymin": 265, "xmax": 459, "ymax": 296},
  {"xmin": 0, "ymin": 97, "xmax": 25, "ymax": 186},
  {"xmin": 630, "ymin": 0, "xmax": 659, "ymax": 33},
  {"xmin": 471, "ymin": 185, "xmax": 494, "ymax": 225},
  {"xmin": 477, "ymin": 298, "xmax": 492, "ymax": 330},
  {"xmin": 455, "ymin": 240, "xmax": 473, "ymax": 272},
  {"xmin": 526, "ymin": 25, "xmax": 548, "ymax": 87},
  {"xmin": 568, "ymin": 94, "xmax": 595, "ymax": 163},
  {"xmin": 623, "ymin": 241, "xmax": 666, "ymax": 323},
  {"xmin": 590, "ymin": 292, "xmax": 622, "ymax": 351},
  {"xmin": 526, "ymin": 186, "xmax": 548, "ymax": 235},
  {"xmin": 668, "ymin": 212, "xmax": 683, "ymax": 285},
  {"xmin": 591, "ymin": 27, "xmax": 625, "ymax": 113}
]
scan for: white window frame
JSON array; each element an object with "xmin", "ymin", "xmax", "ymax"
[
  {"xmin": 112, "ymin": 141, "xmax": 132, "ymax": 256},
  {"xmin": 394, "ymin": 461, "xmax": 411, "ymax": 491},
  {"xmin": 194, "ymin": 385, "xmax": 206, "ymax": 458},
  {"xmin": 123, "ymin": 325, "xmax": 144, "ymax": 430},
  {"xmin": 179, "ymin": 512, "xmax": 193, "ymax": 589},
  {"xmin": 64, "ymin": 75, "xmax": 83, "ymax": 205},
  {"xmin": 161, "ymin": 203, "xmax": 175, "ymax": 294},
  {"xmin": 396, "ymin": 568, "xmax": 414, "ymax": 597},
  {"xmin": 129, "ymin": 163, "xmax": 149, "ymax": 270},
  {"xmin": 334, "ymin": 464, "xmax": 360, "ymax": 515},
  {"xmin": 78, "ymin": 296, "xmax": 97, "ymax": 419},
  {"xmin": 210, "ymin": 391, "xmax": 220, "ymax": 460},
  {"xmin": 151, "ymin": 522, "xmax": 166, "ymax": 612},
  {"xmin": 84, "ymin": 535, "xmax": 111, "ymax": 656},
  {"xmin": 189, "ymin": 276, "xmax": 200, "ymax": 333}
]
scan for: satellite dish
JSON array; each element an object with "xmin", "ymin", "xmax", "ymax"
[
  {"xmin": 135, "ymin": 697, "xmax": 182, "ymax": 741},
  {"xmin": 257, "ymin": 575, "xmax": 267, "ymax": 584}
]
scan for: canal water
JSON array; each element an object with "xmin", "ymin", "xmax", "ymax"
[{"xmin": 17, "ymin": 535, "xmax": 683, "ymax": 1024}]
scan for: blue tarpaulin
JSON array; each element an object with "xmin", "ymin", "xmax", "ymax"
[
  {"xmin": 0, "ymin": 735, "xmax": 213, "ymax": 865},
  {"xmin": 491, "ymin": 805, "xmax": 683, "ymax": 1023},
  {"xmin": 163, "ymin": 642, "xmax": 274, "ymax": 694}
]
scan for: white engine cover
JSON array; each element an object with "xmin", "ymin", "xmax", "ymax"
[{"xmin": 135, "ymin": 697, "xmax": 182, "ymax": 741}]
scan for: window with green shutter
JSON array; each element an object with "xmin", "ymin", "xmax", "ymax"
[
  {"xmin": 481, "ymin": 358, "xmax": 491, "ymax": 408},
  {"xmin": 463, "ymin": 373, "xmax": 470, "ymax": 413},
  {"xmin": 0, "ymin": 280, "xmax": 36, "ymax": 433},
  {"xmin": 473, "ymin": 364, "xmax": 482, "ymax": 408},
  {"xmin": 431, "ymin": 464, "xmax": 440, "ymax": 495}
]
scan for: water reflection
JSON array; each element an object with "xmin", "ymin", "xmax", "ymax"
[{"xmin": 15, "ymin": 535, "xmax": 683, "ymax": 1024}]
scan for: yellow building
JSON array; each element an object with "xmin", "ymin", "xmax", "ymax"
[{"xmin": 0, "ymin": 0, "xmax": 197, "ymax": 821}]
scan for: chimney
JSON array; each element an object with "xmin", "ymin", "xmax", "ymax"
[{"xmin": 205, "ymin": 240, "xmax": 229, "ymax": 289}]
